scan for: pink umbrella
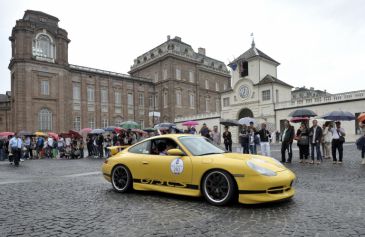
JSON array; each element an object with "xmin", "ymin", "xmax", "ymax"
[
  {"xmin": 0, "ymin": 132, "xmax": 15, "ymax": 137},
  {"xmin": 182, "ymin": 121, "xmax": 199, "ymax": 126},
  {"xmin": 48, "ymin": 132, "xmax": 59, "ymax": 140},
  {"xmin": 80, "ymin": 128, "xmax": 92, "ymax": 134},
  {"xmin": 114, "ymin": 127, "xmax": 126, "ymax": 133}
]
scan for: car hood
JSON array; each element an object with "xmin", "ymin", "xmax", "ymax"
[{"xmin": 218, "ymin": 153, "xmax": 287, "ymax": 172}]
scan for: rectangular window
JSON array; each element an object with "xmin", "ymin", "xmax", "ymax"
[
  {"xmin": 40, "ymin": 80, "xmax": 49, "ymax": 95},
  {"xmin": 102, "ymin": 118, "xmax": 108, "ymax": 128},
  {"xmin": 262, "ymin": 90, "xmax": 271, "ymax": 101},
  {"xmin": 189, "ymin": 71, "xmax": 194, "ymax": 83},
  {"xmin": 215, "ymin": 82, "xmax": 219, "ymax": 91},
  {"xmin": 139, "ymin": 93, "xmax": 144, "ymax": 107},
  {"xmin": 176, "ymin": 90, "xmax": 182, "ymax": 106},
  {"xmin": 276, "ymin": 89, "xmax": 279, "ymax": 103},
  {"xmin": 101, "ymin": 88, "xmax": 108, "ymax": 103},
  {"xmin": 154, "ymin": 72, "xmax": 158, "ymax": 83},
  {"xmin": 189, "ymin": 93, "xmax": 195, "ymax": 109},
  {"xmin": 224, "ymin": 83, "xmax": 228, "ymax": 91},
  {"xmin": 205, "ymin": 80, "xmax": 209, "ymax": 89},
  {"xmin": 87, "ymin": 86, "xmax": 95, "ymax": 102},
  {"xmin": 88, "ymin": 117, "xmax": 95, "ymax": 129},
  {"xmin": 73, "ymin": 83, "xmax": 81, "ymax": 100},
  {"xmin": 115, "ymin": 91, "xmax": 122, "ymax": 113},
  {"xmin": 240, "ymin": 61, "xmax": 249, "ymax": 77},
  {"xmin": 73, "ymin": 116, "xmax": 81, "ymax": 131},
  {"xmin": 128, "ymin": 93, "xmax": 134, "ymax": 114},
  {"xmin": 139, "ymin": 120, "xmax": 145, "ymax": 129},
  {"xmin": 215, "ymin": 99, "xmax": 220, "ymax": 112},
  {"xmin": 155, "ymin": 95, "xmax": 159, "ymax": 109},
  {"xmin": 176, "ymin": 68, "xmax": 181, "ymax": 80},
  {"xmin": 163, "ymin": 68, "xmax": 168, "ymax": 80},
  {"xmin": 163, "ymin": 91, "xmax": 168, "ymax": 108},
  {"xmin": 149, "ymin": 95, "xmax": 154, "ymax": 109},
  {"xmin": 205, "ymin": 98, "xmax": 210, "ymax": 112},
  {"xmin": 223, "ymin": 97, "xmax": 230, "ymax": 107}
]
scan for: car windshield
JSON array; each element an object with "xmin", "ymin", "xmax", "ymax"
[{"xmin": 178, "ymin": 136, "xmax": 225, "ymax": 156}]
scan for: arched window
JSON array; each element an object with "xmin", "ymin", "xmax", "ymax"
[
  {"xmin": 38, "ymin": 108, "xmax": 52, "ymax": 131},
  {"xmin": 33, "ymin": 33, "xmax": 55, "ymax": 60}
]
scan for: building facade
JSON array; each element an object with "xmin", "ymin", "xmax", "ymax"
[{"xmin": 3, "ymin": 10, "xmax": 230, "ymax": 133}]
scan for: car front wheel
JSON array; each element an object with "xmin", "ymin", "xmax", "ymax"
[
  {"xmin": 111, "ymin": 165, "xmax": 132, "ymax": 193},
  {"xmin": 202, "ymin": 170, "xmax": 235, "ymax": 206}
]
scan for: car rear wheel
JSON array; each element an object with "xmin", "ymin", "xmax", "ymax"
[
  {"xmin": 202, "ymin": 170, "xmax": 235, "ymax": 206},
  {"xmin": 111, "ymin": 165, "xmax": 132, "ymax": 193}
]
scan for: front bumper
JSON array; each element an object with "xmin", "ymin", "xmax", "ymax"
[{"xmin": 236, "ymin": 169, "xmax": 296, "ymax": 204}]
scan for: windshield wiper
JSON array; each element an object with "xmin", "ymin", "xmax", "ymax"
[{"xmin": 197, "ymin": 152, "xmax": 224, "ymax": 156}]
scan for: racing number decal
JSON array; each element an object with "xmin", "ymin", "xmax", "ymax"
[{"xmin": 170, "ymin": 158, "xmax": 184, "ymax": 175}]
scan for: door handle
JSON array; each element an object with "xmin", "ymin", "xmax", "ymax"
[{"xmin": 142, "ymin": 161, "xmax": 149, "ymax": 165}]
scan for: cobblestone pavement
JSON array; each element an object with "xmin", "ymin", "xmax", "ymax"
[{"xmin": 0, "ymin": 143, "xmax": 364, "ymax": 237}]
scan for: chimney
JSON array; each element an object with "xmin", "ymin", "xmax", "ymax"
[
  {"xmin": 174, "ymin": 36, "xmax": 181, "ymax": 42},
  {"xmin": 167, "ymin": 35, "xmax": 170, "ymax": 41},
  {"xmin": 198, "ymin": 47, "xmax": 206, "ymax": 55},
  {"xmin": 310, "ymin": 87, "xmax": 314, "ymax": 90}
]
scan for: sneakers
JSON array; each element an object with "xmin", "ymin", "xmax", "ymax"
[
  {"xmin": 309, "ymin": 160, "xmax": 314, "ymax": 164},
  {"xmin": 337, "ymin": 161, "xmax": 342, "ymax": 164},
  {"xmin": 20, "ymin": 159, "xmax": 24, "ymax": 162},
  {"xmin": 299, "ymin": 160, "xmax": 303, "ymax": 163},
  {"xmin": 361, "ymin": 159, "xmax": 365, "ymax": 165}
]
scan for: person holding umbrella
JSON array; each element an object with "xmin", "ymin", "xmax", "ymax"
[
  {"xmin": 330, "ymin": 121, "xmax": 346, "ymax": 164},
  {"xmin": 357, "ymin": 122, "xmax": 365, "ymax": 164}
]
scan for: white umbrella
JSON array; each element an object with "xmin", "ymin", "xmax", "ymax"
[{"xmin": 238, "ymin": 117, "xmax": 256, "ymax": 126}]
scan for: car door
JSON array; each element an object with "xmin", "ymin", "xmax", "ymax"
[
  {"xmin": 141, "ymin": 138, "xmax": 193, "ymax": 189},
  {"xmin": 125, "ymin": 140, "xmax": 152, "ymax": 181}
]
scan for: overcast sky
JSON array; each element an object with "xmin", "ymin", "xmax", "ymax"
[{"xmin": 0, "ymin": 0, "xmax": 364, "ymax": 94}]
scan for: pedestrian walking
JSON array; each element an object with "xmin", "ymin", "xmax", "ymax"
[
  {"xmin": 0, "ymin": 138, "xmax": 4, "ymax": 161},
  {"xmin": 331, "ymin": 121, "xmax": 346, "ymax": 164},
  {"xmin": 9, "ymin": 133, "xmax": 22, "ymax": 166},
  {"xmin": 248, "ymin": 127, "xmax": 259, "ymax": 154},
  {"xmin": 210, "ymin": 125, "xmax": 221, "ymax": 146},
  {"xmin": 222, "ymin": 126, "xmax": 232, "ymax": 152},
  {"xmin": 280, "ymin": 120, "xmax": 294, "ymax": 163},
  {"xmin": 257, "ymin": 123, "xmax": 271, "ymax": 157},
  {"xmin": 295, "ymin": 122, "xmax": 309, "ymax": 163},
  {"xmin": 309, "ymin": 119, "xmax": 323, "ymax": 164},
  {"xmin": 322, "ymin": 122, "xmax": 333, "ymax": 159},
  {"xmin": 239, "ymin": 124, "xmax": 250, "ymax": 154}
]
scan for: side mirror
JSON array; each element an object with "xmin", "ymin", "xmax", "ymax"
[
  {"xmin": 167, "ymin": 148, "xmax": 184, "ymax": 156},
  {"xmin": 107, "ymin": 145, "xmax": 129, "ymax": 156}
]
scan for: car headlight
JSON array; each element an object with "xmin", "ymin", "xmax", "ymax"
[{"xmin": 246, "ymin": 160, "xmax": 277, "ymax": 176}]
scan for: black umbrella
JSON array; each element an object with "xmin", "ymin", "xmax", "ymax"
[
  {"xmin": 220, "ymin": 119, "xmax": 240, "ymax": 127},
  {"xmin": 321, "ymin": 111, "xmax": 355, "ymax": 121},
  {"xmin": 17, "ymin": 130, "xmax": 34, "ymax": 136},
  {"xmin": 289, "ymin": 109, "xmax": 317, "ymax": 118}
]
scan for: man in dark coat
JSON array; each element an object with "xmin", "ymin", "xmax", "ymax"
[
  {"xmin": 309, "ymin": 119, "xmax": 323, "ymax": 164},
  {"xmin": 281, "ymin": 120, "xmax": 295, "ymax": 163}
]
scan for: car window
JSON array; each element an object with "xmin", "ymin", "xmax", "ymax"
[
  {"xmin": 150, "ymin": 138, "xmax": 179, "ymax": 156},
  {"xmin": 178, "ymin": 136, "xmax": 225, "ymax": 156},
  {"xmin": 128, "ymin": 140, "xmax": 151, "ymax": 154}
]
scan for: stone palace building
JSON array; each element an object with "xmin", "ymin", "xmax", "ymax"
[{"xmin": 0, "ymin": 10, "xmax": 230, "ymax": 132}]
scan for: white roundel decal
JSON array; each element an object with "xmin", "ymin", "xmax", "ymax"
[{"xmin": 170, "ymin": 158, "xmax": 184, "ymax": 175}]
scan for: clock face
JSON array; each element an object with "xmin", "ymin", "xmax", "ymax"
[{"xmin": 239, "ymin": 85, "xmax": 250, "ymax": 99}]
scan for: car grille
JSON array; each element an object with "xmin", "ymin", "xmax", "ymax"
[{"xmin": 267, "ymin": 182, "xmax": 293, "ymax": 194}]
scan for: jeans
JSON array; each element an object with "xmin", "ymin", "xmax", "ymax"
[
  {"xmin": 241, "ymin": 143, "xmax": 249, "ymax": 154},
  {"xmin": 260, "ymin": 142, "xmax": 271, "ymax": 157},
  {"xmin": 12, "ymin": 148, "xmax": 21, "ymax": 166},
  {"xmin": 224, "ymin": 142, "xmax": 232, "ymax": 152},
  {"xmin": 0, "ymin": 148, "xmax": 4, "ymax": 161},
  {"xmin": 362, "ymin": 145, "xmax": 365, "ymax": 158},
  {"xmin": 310, "ymin": 142, "xmax": 322, "ymax": 161},
  {"xmin": 249, "ymin": 144, "xmax": 257, "ymax": 154},
  {"xmin": 281, "ymin": 142, "xmax": 292, "ymax": 162},
  {"xmin": 332, "ymin": 139, "xmax": 343, "ymax": 162},
  {"xmin": 298, "ymin": 144, "xmax": 309, "ymax": 160}
]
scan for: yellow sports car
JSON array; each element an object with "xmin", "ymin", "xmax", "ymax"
[{"xmin": 102, "ymin": 134, "xmax": 295, "ymax": 205}]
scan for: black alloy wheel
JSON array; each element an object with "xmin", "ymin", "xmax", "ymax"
[
  {"xmin": 202, "ymin": 170, "xmax": 235, "ymax": 206},
  {"xmin": 111, "ymin": 165, "xmax": 132, "ymax": 193}
]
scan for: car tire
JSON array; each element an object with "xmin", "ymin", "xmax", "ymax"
[
  {"xmin": 202, "ymin": 170, "xmax": 235, "ymax": 206},
  {"xmin": 111, "ymin": 165, "xmax": 132, "ymax": 193}
]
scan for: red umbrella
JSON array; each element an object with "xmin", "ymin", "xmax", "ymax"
[
  {"xmin": 68, "ymin": 130, "xmax": 83, "ymax": 139},
  {"xmin": 182, "ymin": 121, "xmax": 199, "ymax": 126},
  {"xmin": 48, "ymin": 132, "xmax": 59, "ymax": 140},
  {"xmin": 59, "ymin": 132, "xmax": 72, "ymax": 138},
  {"xmin": 81, "ymin": 128, "xmax": 92, "ymax": 134},
  {"xmin": 290, "ymin": 117, "xmax": 309, "ymax": 123},
  {"xmin": 132, "ymin": 129, "xmax": 147, "ymax": 135},
  {"xmin": 114, "ymin": 127, "xmax": 126, "ymax": 133},
  {"xmin": 357, "ymin": 113, "xmax": 365, "ymax": 123},
  {"xmin": 0, "ymin": 132, "xmax": 15, "ymax": 137}
]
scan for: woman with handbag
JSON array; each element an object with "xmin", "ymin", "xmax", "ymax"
[
  {"xmin": 322, "ymin": 122, "xmax": 333, "ymax": 159},
  {"xmin": 331, "ymin": 121, "xmax": 346, "ymax": 164},
  {"xmin": 296, "ymin": 122, "xmax": 310, "ymax": 163}
]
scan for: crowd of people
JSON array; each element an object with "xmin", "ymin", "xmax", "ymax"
[{"xmin": 1, "ymin": 120, "xmax": 365, "ymax": 166}]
